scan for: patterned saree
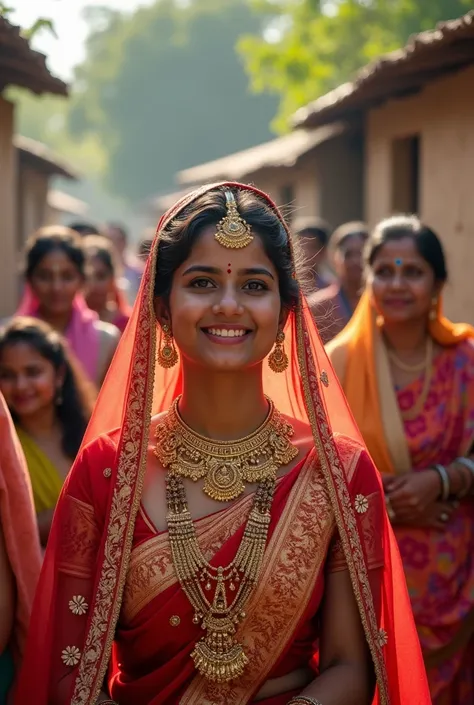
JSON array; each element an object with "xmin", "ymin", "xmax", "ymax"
[
  {"xmin": 15, "ymin": 184, "xmax": 430, "ymax": 705},
  {"xmin": 327, "ymin": 292, "xmax": 474, "ymax": 704}
]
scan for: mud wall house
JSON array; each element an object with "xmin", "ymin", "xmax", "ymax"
[
  {"xmin": 0, "ymin": 17, "xmax": 67, "ymax": 317},
  {"xmin": 293, "ymin": 11, "xmax": 474, "ymax": 323},
  {"xmin": 176, "ymin": 124, "xmax": 364, "ymax": 228},
  {"xmin": 15, "ymin": 136, "xmax": 77, "ymax": 249}
]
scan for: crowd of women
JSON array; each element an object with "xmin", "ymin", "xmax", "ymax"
[{"xmin": 0, "ymin": 184, "xmax": 472, "ymax": 705}]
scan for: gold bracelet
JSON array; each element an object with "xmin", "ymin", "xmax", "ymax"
[{"xmin": 288, "ymin": 697, "xmax": 323, "ymax": 705}]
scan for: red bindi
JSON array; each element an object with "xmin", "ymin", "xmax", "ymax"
[{"xmin": 227, "ymin": 263, "xmax": 232, "ymax": 274}]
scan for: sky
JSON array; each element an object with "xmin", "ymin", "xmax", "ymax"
[{"xmin": 10, "ymin": 0, "xmax": 154, "ymax": 80}]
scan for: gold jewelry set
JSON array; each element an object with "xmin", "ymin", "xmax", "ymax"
[
  {"xmin": 155, "ymin": 396, "xmax": 297, "ymax": 682},
  {"xmin": 157, "ymin": 190, "xmax": 289, "ymax": 372},
  {"xmin": 154, "ymin": 192, "xmax": 297, "ymax": 683}
]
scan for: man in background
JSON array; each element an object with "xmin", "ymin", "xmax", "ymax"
[
  {"xmin": 308, "ymin": 221, "xmax": 368, "ymax": 344},
  {"xmin": 105, "ymin": 222, "xmax": 143, "ymax": 305}
]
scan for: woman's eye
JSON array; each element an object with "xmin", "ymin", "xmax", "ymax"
[
  {"xmin": 243, "ymin": 280, "xmax": 267, "ymax": 291},
  {"xmin": 374, "ymin": 267, "xmax": 391, "ymax": 278},
  {"xmin": 190, "ymin": 278, "xmax": 215, "ymax": 289},
  {"xmin": 404, "ymin": 266, "xmax": 423, "ymax": 278}
]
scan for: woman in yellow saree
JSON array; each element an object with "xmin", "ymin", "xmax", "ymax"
[
  {"xmin": 327, "ymin": 215, "xmax": 474, "ymax": 704},
  {"xmin": 16, "ymin": 185, "xmax": 430, "ymax": 705},
  {"xmin": 0, "ymin": 318, "xmax": 96, "ymax": 545}
]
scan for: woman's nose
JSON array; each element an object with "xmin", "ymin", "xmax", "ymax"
[{"xmin": 212, "ymin": 287, "xmax": 243, "ymax": 316}]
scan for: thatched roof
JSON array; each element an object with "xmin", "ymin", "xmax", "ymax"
[
  {"xmin": 15, "ymin": 136, "xmax": 77, "ymax": 179},
  {"xmin": 0, "ymin": 17, "xmax": 67, "ymax": 96},
  {"xmin": 178, "ymin": 124, "xmax": 345, "ymax": 186},
  {"xmin": 293, "ymin": 11, "xmax": 474, "ymax": 128},
  {"xmin": 47, "ymin": 190, "xmax": 88, "ymax": 216}
]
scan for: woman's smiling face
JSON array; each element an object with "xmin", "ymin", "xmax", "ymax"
[{"xmin": 161, "ymin": 225, "xmax": 282, "ymax": 372}]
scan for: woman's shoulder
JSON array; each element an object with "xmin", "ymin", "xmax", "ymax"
[
  {"xmin": 452, "ymin": 336, "xmax": 474, "ymax": 360},
  {"xmin": 64, "ymin": 429, "xmax": 121, "ymax": 506}
]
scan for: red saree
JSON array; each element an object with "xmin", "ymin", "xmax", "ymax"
[{"xmin": 15, "ymin": 183, "xmax": 430, "ymax": 705}]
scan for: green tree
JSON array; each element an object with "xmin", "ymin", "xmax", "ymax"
[
  {"xmin": 68, "ymin": 0, "xmax": 279, "ymax": 201},
  {"xmin": 239, "ymin": 0, "xmax": 472, "ymax": 131}
]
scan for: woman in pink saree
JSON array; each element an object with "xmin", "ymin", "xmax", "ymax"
[{"xmin": 17, "ymin": 226, "xmax": 120, "ymax": 386}]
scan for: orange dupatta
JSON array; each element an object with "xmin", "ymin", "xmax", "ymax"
[
  {"xmin": 327, "ymin": 292, "xmax": 474, "ymax": 475},
  {"xmin": 16, "ymin": 183, "xmax": 430, "ymax": 705}
]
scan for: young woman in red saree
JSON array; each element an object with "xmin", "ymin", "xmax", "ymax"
[{"xmin": 15, "ymin": 184, "xmax": 430, "ymax": 705}]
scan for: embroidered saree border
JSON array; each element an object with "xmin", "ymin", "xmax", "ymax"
[
  {"xmin": 180, "ymin": 450, "xmax": 334, "ymax": 705},
  {"xmin": 70, "ymin": 249, "xmax": 158, "ymax": 704},
  {"xmin": 295, "ymin": 308, "xmax": 391, "ymax": 704}
]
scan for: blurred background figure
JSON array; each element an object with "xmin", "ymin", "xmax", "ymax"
[
  {"xmin": 68, "ymin": 222, "xmax": 101, "ymax": 237},
  {"xmin": 83, "ymin": 235, "xmax": 131, "ymax": 333},
  {"xmin": 104, "ymin": 222, "xmax": 143, "ymax": 305},
  {"xmin": 308, "ymin": 222, "xmax": 368, "ymax": 343},
  {"xmin": 0, "ymin": 391, "xmax": 41, "ymax": 701},
  {"xmin": 294, "ymin": 217, "xmax": 333, "ymax": 292},
  {"xmin": 0, "ymin": 318, "xmax": 95, "ymax": 547},
  {"xmin": 327, "ymin": 215, "xmax": 474, "ymax": 704},
  {"xmin": 18, "ymin": 226, "xmax": 119, "ymax": 386}
]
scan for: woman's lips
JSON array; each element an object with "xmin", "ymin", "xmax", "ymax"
[{"xmin": 384, "ymin": 299, "xmax": 412, "ymax": 307}]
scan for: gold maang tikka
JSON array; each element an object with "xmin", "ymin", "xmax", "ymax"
[{"xmin": 215, "ymin": 191, "xmax": 253, "ymax": 249}]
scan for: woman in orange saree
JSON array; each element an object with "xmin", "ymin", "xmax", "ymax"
[
  {"xmin": 16, "ymin": 185, "xmax": 430, "ymax": 705},
  {"xmin": 327, "ymin": 215, "xmax": 474, "ymax": 704}
]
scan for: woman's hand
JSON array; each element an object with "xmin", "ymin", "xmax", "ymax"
[
  {"xmin": 393, "ymin": 500, "xmax": 456, "ymax": 529},
  {"xmin": 385, "ymin": 469, "xmax": 441, "ymax": 523}
]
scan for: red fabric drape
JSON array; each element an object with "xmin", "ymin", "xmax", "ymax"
[{"xmin": 16, "ymin": 182, "xmax": 430, "ymax": 705}]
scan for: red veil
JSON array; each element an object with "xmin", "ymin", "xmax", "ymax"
[{"xmin": 16, "ymin": 183, "xmax": 430, "ymax": 705}]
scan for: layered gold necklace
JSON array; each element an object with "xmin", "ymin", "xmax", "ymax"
[
  {"xmin": 154, "ymin": 397, "xmax": 298, "ymax": 683},
  {"xmin": 154, "ymin": 395, "xmax": 298, "ymax": 502},
  {"xmin": 166, "ymin": 473, "xmax": 274, "ymax": 682}
]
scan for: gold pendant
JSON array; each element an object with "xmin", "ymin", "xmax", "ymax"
[
  {"xmin": 203, "ymin": 462, "xmax": 246, "ymax": 502},
  {"xmin": 191, "ymin": 615, "xmax": 249, "ymax": 683}
]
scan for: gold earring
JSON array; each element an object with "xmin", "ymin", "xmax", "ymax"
[
  {"xmin": 376, "ymin": 314, "xmax": 384, "ymax": 328},
  {"xmin": 268, "ymin": 330, "xmax": 289, "ymax": 373},
  {"xmin": 158, "ymin": 324, "xmax": 178, "ymax": 368},
  {"xmin": 429, "ymin": 296, "xmax": 438, "ymax": 321}
]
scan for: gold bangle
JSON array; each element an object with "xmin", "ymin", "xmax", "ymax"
[{"xmin": 288, "ymin": 698, "xmax": 323, "ymax": 705}]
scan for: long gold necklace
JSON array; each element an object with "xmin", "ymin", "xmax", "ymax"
[
  {"xmin": 166, "ymin": 473, "xmax": 275, "ymax": 682},
  {"xmin": 389, "ymin": 337, "xmax": 434, "ymax": 420},
  {"xmin": 154, "ymin": 396, "xmax": 298, "ymax": 502}
]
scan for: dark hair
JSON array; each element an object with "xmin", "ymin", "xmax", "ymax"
[
  {"xmin": 69, "ymin": 222, "xmax": 101, "ymax": 237},
  {"xmin": 138, "ymin": 235, "xmax": 153, "ymax": 261},
  {"xmin": 24, "ymin": 226, "xmax": 86, "ymax": 280},
  {"xmin": 366, "ymin": 215, "xmax": 447, "ymax": 283},
  {"xmin": 294, "ymin": 217, "xmax": 331, "ymax": 247},
  {"xmin": 83, "ymin": 235, "xmax": 117, "ymax": 276},
  {"xmin": 0, "ymin": 318, "xmax": 96, "ymax": 459},
  {"xmin": 154, "ymin": 188, "xmax": 301, "ymax": 309},
  {"xmin": 329, "ymin": 221, "xmax": 369, "ymax": 255}
]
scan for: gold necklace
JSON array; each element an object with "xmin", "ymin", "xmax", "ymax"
[
  {"xmin": 154, "ymin": 396, "xmax": 298, "ymax": 502},
  {"xmin": 396, "ymin": 337, "xmax": 434, "ymax": 420},
  {"xmin": 166, "ymin": 473, "xmax": 275, "ymax": 682},
  {"xmin": 387, "ymin": 337, "xmax": 432, "ymax": 373}
]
